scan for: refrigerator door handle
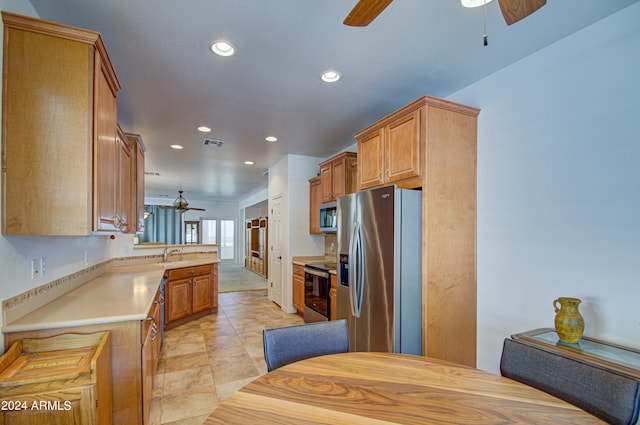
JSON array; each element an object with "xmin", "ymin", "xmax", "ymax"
[
  {"xmin": 348, "ymin": 221, "xmax": 358, "ymax": 317},
  {"xmin": 355, "ymin": 221, "xmax": 364, "ymax": 318}
]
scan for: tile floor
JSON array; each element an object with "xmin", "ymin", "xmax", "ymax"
[{"xmin": 149, "ymin": 266, "xmax": 303, "ymax": 425}]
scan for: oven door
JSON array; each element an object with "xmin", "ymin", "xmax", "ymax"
[{"xmin": 304, "ymin": 267, "xmax": 330, "ymax": 323}]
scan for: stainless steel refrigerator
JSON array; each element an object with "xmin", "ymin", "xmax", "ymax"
[{"xmin": 336, "ymin": 185, "xmax": 422, "ymax": 355}]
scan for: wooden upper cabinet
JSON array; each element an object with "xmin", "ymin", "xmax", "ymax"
[
  {"xmin": 386, "ymin": 109, "xmax": 421, "ymax": 184},
  {"xmin": 116, "ymin": 126, "xmax": 132, "ymax": 233},
  {"xmin": 1, "ymin": 12, "xmax": 121, "ymax": 236},
  {"xmin": 309, "ymin": 176, "xmax": 322, "ymax": 234},
  {"xmin": 358, "ymin": 129, "xmax": 385, "ymax": 189},
  {"xmin": 319, "ymin": 152, "xmax": 357, "ymax": 203},
  {"xmin": 356, "ymin": 102, "xmax": 422, "ymax": 190},
  {"xmin": 127, "ymin": 133, "xmax": 146, "ymax": 233}
]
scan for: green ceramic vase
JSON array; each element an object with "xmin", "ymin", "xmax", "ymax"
[{"xmin": 553, "ymin": 297, "xmax": 585, "ymax": 343}]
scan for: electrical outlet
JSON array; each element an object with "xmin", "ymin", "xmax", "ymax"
[
  {"xmin": 40, "ymin": 257, "xmax": 46, "ymax": 276},
  {"xmin": 31, "ymin": 258, "xmax": 40, "ymax": 279}
]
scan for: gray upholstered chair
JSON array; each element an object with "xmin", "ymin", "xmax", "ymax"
[
  {"xmin": 500, "ymin": 338, "xmax": 640, "ymax": 425},
  {"xmin": 263, "ymin": 319, "xmax": 350, "ymax": 372}
]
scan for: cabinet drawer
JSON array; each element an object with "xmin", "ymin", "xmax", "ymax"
[
  {"xmin": 167, "ymin": 264, "xmax": 212, "ymax": 280},
  {"xmin": 293, "ymin": 265, "xmax": 305, "ymax": 278}
]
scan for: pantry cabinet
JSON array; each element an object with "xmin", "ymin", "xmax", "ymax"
[
  {"xmin": 319, "ymin": 152, "xmax": 357, "ymax": 203},
  {"xmin": 164, "ymin": 264, "xmax": 218, "ymax": 329},
  {"xmin": 1, "ymin": 12, "xmax": 122, "ymax": 236},
  {"xmin": 355, "ymin": 95, "xmax": 480, "ymax": 367}
]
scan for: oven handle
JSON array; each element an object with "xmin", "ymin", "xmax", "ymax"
[{"xmin": 304, "ymin": 267, "xmax": 329, "ymax": 279}]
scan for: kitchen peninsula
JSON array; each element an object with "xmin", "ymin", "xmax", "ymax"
[{"xmin": 2, "ymin": 250, "xmax": 219, "ymax": 425}]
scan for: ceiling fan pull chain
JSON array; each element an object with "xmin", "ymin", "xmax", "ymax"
[{"xmin": 483, "ymin": 0, "xmax": 489, "ymax": 46}]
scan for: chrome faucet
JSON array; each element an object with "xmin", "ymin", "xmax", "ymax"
[{"xmin": 163, "ymin": 248, "xmax": 183, "ymax": 263}]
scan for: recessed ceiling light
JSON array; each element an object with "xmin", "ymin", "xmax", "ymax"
[
  {"xmin": 461, "ymin": 0, "xmax": 493, "ymax": 7},
  {"xmin": 244, "ymin": 161, "xmax": 254, "ymax": 165},
  {"xmin": 210, "ymin": 41, "xmax": 236, "ymax": 57},
  {"xmin": 265, "ymin": 136, "xmax": 278, "ymax": 142},
  {"xmin": 197, "ymin": 126, "xmax": 211, "ymax": 133},
  {"xmin": 321, "ymin": 70, "xmax": 341, "ymax": 83},
  {"xmin": 170, "ymin": 144, "xmax": 183, "ymax": 150}
]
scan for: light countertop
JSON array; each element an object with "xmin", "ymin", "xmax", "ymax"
[{"xmin": 3, "ymin": 259, "xmax": 219, "ymax": 334}]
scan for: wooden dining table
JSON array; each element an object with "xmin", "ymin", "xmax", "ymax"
[{"xmin": 204, "ymin": 351, "xmax": 604, "ymax": 424}]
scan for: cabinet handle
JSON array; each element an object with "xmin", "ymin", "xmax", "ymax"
[
  {"xmin": 385, "ymin": 169, "xmax": 390, "ymax": 182},
  {"xmin": 378, "ymin": 172, "xmax": 383, "ymax": 183}
]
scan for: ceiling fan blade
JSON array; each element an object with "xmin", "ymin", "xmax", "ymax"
[
  {"xmin": 343, "ymin": 0, "xmax": 393, "ymax": 27},
  {"xmin": 188, "ymin": 207, "xmax": 206, "ymax": 211},
  {"xmin": 498, "ymin": 0, "xmax": 546, "ymax": 25}
]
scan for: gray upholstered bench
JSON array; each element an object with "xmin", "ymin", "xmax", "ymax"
[{"xmin": 501, "ymin": 338, "xmax": 640, "ymax": 424}]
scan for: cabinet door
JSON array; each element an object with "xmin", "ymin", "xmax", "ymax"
[
  {"xmin": 358, "ymin": 129, "xmax": 384, "ymax": 190},
  {"xmin": 309, "ymin": 177, "xmax": 322, "ymax": 234},
  {"xmin": 166, "ymin": 278, "xmax": 191, "ymax": 323},
  {"xmin": 331, "ymin": 159, "xmax": 347, "ymax": 199},
  {"xmin": 330, "ymin": 274, "xmax": 337, "ymax": 321},
  {"xmin": 292, "ymin": 265, "xmax": 305, "ymax": 313},
  {"xmin": 94, "ymin": 58, "xmax": 119, "ymax": 232},
  {"xmin": 192, "ymin": 275, "xmax": 213, "ymax": 314},
  {"xmin": 319, "ymin": 164, "xmax": 333, "ymax": 203},
  {"xmin": 134, "ymin": 142, "xmax": 145, "ymax": 232},
  {"xmin": 116, "ymin": 128, "xmax": 132, "ymax": 233},
  {"xmin": 141, "ymin": 318, "xmax": 154, "ymax": 425},
  {"xmin": 385, "ymin": 109, "xmax": 421, "ymax": 184},
  {"xmin": 0, "ymin": 386, "xmax": 93, "ymax": 425}
]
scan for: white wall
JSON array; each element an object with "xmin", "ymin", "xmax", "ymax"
[
  {"xmin": 448, "ymin": 3, "xmax": 640, "ymax": 373},
  {"xmin": 268, "ymin": 154, "xmax": 324, "ymax": 312}
]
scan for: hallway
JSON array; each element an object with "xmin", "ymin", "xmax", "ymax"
[{"xmin": 149, "ymin": 285, "xmax": 303, "ymax": 424}]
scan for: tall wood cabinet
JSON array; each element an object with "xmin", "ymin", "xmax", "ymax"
[
  {"xmin": 355, "ymin": 95, "xmax": 480, "ymax": 367},
  {"xmin": 0, "ymin": 12, "xmax": 142, "ymax": 236},
  {"xmin": 245, "ymin": 218, "xmax": 268, "ymax": 277}
]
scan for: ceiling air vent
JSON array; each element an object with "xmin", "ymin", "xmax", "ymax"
[{"xmin": 203, "ymin": 138, "xmax": 225, "ymax": 147}]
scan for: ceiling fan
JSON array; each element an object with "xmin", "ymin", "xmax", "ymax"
[
  {"xmin": 343, "ymin": 0, "xmax": 546, "ymax": 27},
  {"xmin": 173, "ymin": 190, "xmax": 206, "ymax": 213}
]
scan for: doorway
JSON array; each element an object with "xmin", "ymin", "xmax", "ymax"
[{"xmin": 202, "ymin": 219, "xmax": 236, "ymax": 261}]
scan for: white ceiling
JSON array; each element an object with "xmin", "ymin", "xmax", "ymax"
[{"xmin": 28, "ymin": 0, "xmax": 638, "ymax": 202}]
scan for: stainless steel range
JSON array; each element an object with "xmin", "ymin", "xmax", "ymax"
[{"xmin": 303, "ymin": 262, "xmax": 336, "ymax": 323}]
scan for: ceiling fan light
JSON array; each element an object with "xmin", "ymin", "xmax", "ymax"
[{"xmin": 461, "ymin": 0, "xmax": 493, "ymax": 8}]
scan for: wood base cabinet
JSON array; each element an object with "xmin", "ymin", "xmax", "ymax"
[
  {"xmin": 3, "ymin": 289, "xmax": 163, "ymax": 425},
  {"xmin": 165, "ymin": 264, "xmax": 218, "ymax": 330},
  {"xmin": 0, "ymin": 332, "xmax": 112, "ymax": 425},
  {"xmin": 355, "ymin": 95, "xmax": 480, "ymax": 367},
  {"xmin": 292, "ymin": 264, "xmax": 305, "ymax": 314}
]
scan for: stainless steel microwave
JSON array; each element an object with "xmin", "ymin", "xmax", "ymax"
[{"xmin": 319, "ymin": 202, "xmax": 337, "ymax": 233}]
